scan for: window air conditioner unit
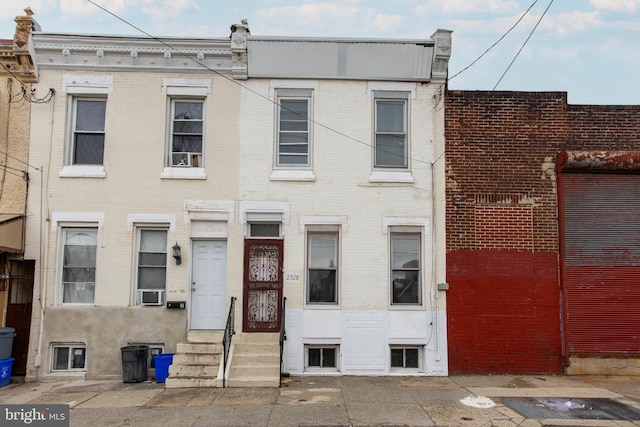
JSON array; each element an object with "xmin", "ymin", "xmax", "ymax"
[{"xmin": 138, "ymin": 289, "xmax": 165, "ymax": 306}]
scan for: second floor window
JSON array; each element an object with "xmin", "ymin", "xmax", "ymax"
[
  {"xmin": 374, "ymin": 94, "xmax": 408, "ymax": 168},
  {"xmin": 72, "ymin": 98, "xmax": 106, "ymax": 165},
  {"xmin": 276, "ymin": 89, "xmax": 312, "ymax": 167},
  {"xmin": 170, "ymin": 100, "xmax": 204, "ymax": 167}
]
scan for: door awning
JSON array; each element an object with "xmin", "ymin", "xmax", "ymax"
[{"xmin": 0, "ymin": 215, "xmax": 24, "ymax": 253}]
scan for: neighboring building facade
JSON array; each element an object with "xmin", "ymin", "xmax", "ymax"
[
  {"xmin": 445, "ymin": 91, "xmax": 640, "ymax": 375},
  {"xmin": 24, "ymin": 18, "xmax": 451, "ymax": 383},
  {"xmin": 0, "ymin": 9, "xmax": 39, "ymax": 376}
]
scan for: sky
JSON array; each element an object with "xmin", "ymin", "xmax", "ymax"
[{"xmin": 1, "ymin": 0, "xmax": 639, "ymax": 105}]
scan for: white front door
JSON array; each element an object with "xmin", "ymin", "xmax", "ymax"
[{"xmin": 191, "ymin": 240, "xmax": 227, "ymax": 329}]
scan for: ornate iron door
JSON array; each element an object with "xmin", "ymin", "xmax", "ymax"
[{"xmin": 243, "ymin": 239, "xmax": 283, "ymax": 332}]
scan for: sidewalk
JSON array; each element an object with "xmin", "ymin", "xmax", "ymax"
[{"xmin": 1, "ymin": 374, "xmax": 639, "ymax": 426}]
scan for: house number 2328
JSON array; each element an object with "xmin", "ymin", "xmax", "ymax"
[{"xmin": 285, "ymin": 272, "xmax": 300, "ymax": 282}]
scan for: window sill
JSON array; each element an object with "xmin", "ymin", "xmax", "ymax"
[
  {"xmin": 270, "ymin": 169, "xmax": 315, "ymax": 182},
  {"xmin": 369, "ymin": 170, "xmax": 414, "ymax": 183},
  {"xmin": 389, "ymin": 304, "xmax": 424, "ymax": 311},
  {"xmin": 59, "ymin": 165, "xmax": 106, "ymax": 178},
  {"xmin": 304, "ymin": 304, "xmax": 340, "ymax": 310},
  {"xmin": 160, "ymin": 167, "xmax": 206, "ymax": 180}
]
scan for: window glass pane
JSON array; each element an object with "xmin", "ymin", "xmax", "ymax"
[
  {"xmin": 74, "ymin": 134, "xmax": 105, "ymax": 165},
  {"xmin": 63, "ymin": 282, "xmax": 95, "ymax": 304},
  {"xmin": 279, "ymin": 155, "xmax": 309, "ymax": 165},
  {"xmin": 172, "ymin": 136, "xmax": 203, "ymax": 154},
  {"xmin": 390, "ymin": 348, "xmax": 404, "ymax": 367},
  {"xmin": 391, "ymin": 234, "xmax": 419, "ymax": 269},
  {"xmin": 279, "ymin": 133, "xmax": 308, "ymax": 144},
  {"xmin": 309, "ymin": 234, "xmax": 336, "ymax": 269},
  {"xmin": 141, "ymin": 230, "xmax": 167, "ymax": 252},
  {"xmin": 72, "ymin": 348, "xmax": 86, "ymax": 369},
  {"xmin": 139, "ymin": 253, "xmax": 167, "ymax": 266},
  {"xmin": 53, "ymin": 347, "xmax": 69, "ymax": 370},
  {"xmin": 308, "ymin": 270, "xmax": 336, "ymax": 303},
  {"xmin": 322, "ymin": 348, "xmax": 336, "ymax": 367},
  {"xmin": 138, "ymin": 268, "xmax": 166, "ymax": 289},
  {"xmin": 392, "ymin": 272, "xmax": 419, "ymax": 304},
  {"xmin": 174, "ymin": 102, "xmax": 203, "ymax": 120},
  {"xmin": 376, "ymin": 101, "xmax": 404, "ymax": 132},
  {"xmin": 173, "ymin": 121, "xmax": 203, "ymax": 134},
  {"xmin": 405, "ymin": 348, "xmax": 419, "ymax": 368},
  {"xmin": 76, "ymin": 100, "xmax": 105, "ymax": 132},
  {"xmin": 250, "ymin": 223, "xmax": 280, "ymax": 237},
  {"xmin": 375, "ymin": 135, "xmax": 406, "ymax": 167},
  {"xmin": 308, "ymin": 348, "xmax": 321, "ymax": 367},
  {"xmin": 280, "ymin": 100, "xmax": 308, "ymax": 122}
]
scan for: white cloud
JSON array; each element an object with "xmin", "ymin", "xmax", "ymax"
[
  {"xmin": 540, "ymin": 11, "xmax": 601, "ymax": 36},
  {"xmin": 0, "ymin": 0, "xmax": 55, "ymax": 22},
  {"xmin": 254, "ymin": 2, "xmax": 410, "ymax": 37},
  {"xmin": 414, "ymin": 0, "xmax": 520, "ymax": 16},
  {"xmin": 589, "ymin": 0, "xmax": 639, "ymax": 13},
  {"xmin": 141, "ymin": 0, "xmax": 200, "ymax": 23},
  {"xmin": 367, "ymin": 14, "xmax": 405, "ymax": 33},
  {"xmin": 60, "ymin": 0, "xmax": 128, "ymax": 16}
]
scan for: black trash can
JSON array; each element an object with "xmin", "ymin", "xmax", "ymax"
[
  {"xmin": 0, "ymin": 327, "xmax": 16, "ymax": 360},
  {"xmin": 120, "ymin": 345, "xmax": 148, "ymax": 383}
]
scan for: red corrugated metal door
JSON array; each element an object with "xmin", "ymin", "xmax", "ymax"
[{"xmin": 561, "ymin": 172, "xmax": 640, "ymax": 355}]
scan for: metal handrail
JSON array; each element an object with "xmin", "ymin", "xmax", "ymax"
[
  {"xmin": 279, "ymin": 296, "xmax": 287, "ymax": 386},
  {"xmin": 222, "ymin": 296, "xmax": 236, "ymax": 388}
]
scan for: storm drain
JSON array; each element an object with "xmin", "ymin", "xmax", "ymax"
[{"xmin": 501, "ymin": 397, "xmax": 640, "ymax": 421}]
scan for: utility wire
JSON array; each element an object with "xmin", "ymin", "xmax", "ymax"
[
  {"xmin": 87, "ymin": 0, "xmax": 434, "ymax": 166},
  {"xmin": 449, "ymin": 0, "xmax": 538, "ymax": 81},
  {"xmin": 493, "ymin": 0, "xmax": 554, "ymax": 90},
  {"xmin": 0, "ymin": 149, "xmax": 41, "ymax": 171}
]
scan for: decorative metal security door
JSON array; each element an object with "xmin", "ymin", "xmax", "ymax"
[{"xmin": 243, "ymin": 239, "xmax": 283, "ymax": 332}]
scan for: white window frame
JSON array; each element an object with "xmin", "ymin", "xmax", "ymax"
[
  {"xmin": 52, "ymin": 344, "xmax": 87, "ymax": 372},
  {"xmin": 67, "ymin": 96, "xmax": 107, "ymax": 166},
  {"xmin": 389, "ymin": 346, "xmax": 422, "ymax": 372},
  {"xmin": 389, "ymin": 227, "xmax": 422, "ymax": 305},
  {"xmin": 167, "ymin": 98, "xmax": 205, "ymax": 168},
  {"xmin": 304, "ymin": 345, "xmax": 340, "ymax": 372},
  {"xmin": 274, "ymin": 88, "xmax": 313, "ymax": 169},
  {"xmin": 306, "ymin": 225, "xmax": 340, "ymax": 305},
  {"xmin": 134, "ymin": 227, "xmax": 169, "ymax": 306},
  {"xmin": 59, "ymin": 227, "xmax": 98, "ymax": 305},
  {"xmin": 373, "ymin": 91, "xmax": 410, "ymax": 169}
]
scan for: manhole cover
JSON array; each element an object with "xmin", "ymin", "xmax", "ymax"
[{"xmin": 501, "ymin": 397, "xmax": 640, "ymax": 421}]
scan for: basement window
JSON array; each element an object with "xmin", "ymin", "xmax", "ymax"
[
  {"xmin": 52, "ymin": 344, "xmax": 86, "ymax": 371},
  {"xmin": 305, "ymin": 345, "xmax": 339, "ymax": 371}
]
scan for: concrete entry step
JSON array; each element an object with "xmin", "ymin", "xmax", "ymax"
[
  {"xmin": 165, "ymin": 330, "xmax": 224, "ymax": 389},
  {"xmin": 227, "ymin": 332, "xmax": 281, "ymax": 388}
]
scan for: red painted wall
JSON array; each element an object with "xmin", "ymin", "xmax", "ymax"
[{"xmin": 445, "ymin": 91, "xmax": 640, "ymax": 374}]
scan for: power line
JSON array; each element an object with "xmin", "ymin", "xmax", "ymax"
[
  {"xmin": 0, "ymin": 149, "xmax": 40, "ymax": 171},
  {"xmin": 493, "ymin": 0, "xmax": 554, "ymax": 90},
  {"xmin": 1, "ymin": 64, "xmax": 54, "ymax": 104},
  {"xmin": 87, "ymin": 0, "xmax": 435, "ymax": 167},
  {"xmin": 449, "ymin": 0, "xmax": 538, "ymax": 81}
]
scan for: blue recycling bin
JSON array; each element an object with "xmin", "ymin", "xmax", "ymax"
[{"xmin": 153, "ymin": 353, "xmax": 174, "ymax": 383}]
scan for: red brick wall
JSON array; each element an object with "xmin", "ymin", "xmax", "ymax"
[{"xmin": 445, "ymin": 91, "xmax": 640, "ymax": 373}]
